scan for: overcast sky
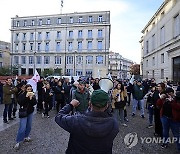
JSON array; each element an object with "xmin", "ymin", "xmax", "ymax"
[{"xmin": 0, "ymin": 0, "xmax": 164, "ymax": 63}]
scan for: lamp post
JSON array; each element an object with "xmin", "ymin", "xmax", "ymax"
[{"xmin": 74, "ymin": 51, "xmax": 77, "ymax": 76}]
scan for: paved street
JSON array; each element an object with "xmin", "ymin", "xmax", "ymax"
[{"xmin": 0, "ymin": 104, "xmax": 178, "ymax": 154}]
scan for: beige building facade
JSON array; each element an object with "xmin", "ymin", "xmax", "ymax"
[
  {"xmin": 11, "ymin": 11, "xmax": 110, "ymax": 77},
  {"xmin": 108, "ymin": 52, "xmax": 133, "ymax": 79},
  {"xmin": 140, "ymin": 0, "xmax": 180, "ymax": 83},
  {"xmin": 0, "ymin": 41, "xmax": 11, "ymax": 68}
]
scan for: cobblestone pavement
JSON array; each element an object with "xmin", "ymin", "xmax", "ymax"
[{"xmin": 0, "ymin": 104, "xmax": 178, "ymax": 154}]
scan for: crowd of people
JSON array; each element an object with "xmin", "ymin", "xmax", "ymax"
[{"xmin": 0, "ymin": 76, "xmax": 179, "ymax": 152}]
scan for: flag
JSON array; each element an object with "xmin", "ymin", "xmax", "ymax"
[
  {"xmin": 107, "ymin": 73, "xmax": 112, "ymax": 80},
  {"xmin": 61, "ymin": 0, "xmax": 63, "ymax": 7},
  {"xmin": 27, "ymin": 70, "xmax": 40, "ymax": 92}
]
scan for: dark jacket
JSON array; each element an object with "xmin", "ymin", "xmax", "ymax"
[
  {"xmin": 72, "ymin": 88, "xmax": 90, "ymax": 113},
  {"xmin": 18, "ymin": 92, "xmax": 37, "ymax": 115},
  {"xmin": 3, "ymin": 84, "xmax": 17, "ymax": 104},
  {"xmin": 132, "ymin": 84, "xmax": 145, "ymax": 100},
  {"xmin": 62, "ymin": 82, "xmax": 72, "ymax": 98},
  {"xmin": 93, "ymin": 83, "xmax": 100, "ymax": 90},
  {"xmin": 53, "ymin": 85, "xmax": 64, "ymax": 101},
  {"xmin": 42, "ymin": 88, "xmax": 53, "ymax": 103},
  {"xmin": 55, "ymin": 104, "xmax": 119, "ymax": 154},
  {"xmin": 157, "ymin": 98, "xmax": 180, "ymax": 122}
]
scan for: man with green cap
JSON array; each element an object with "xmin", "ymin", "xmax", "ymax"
[{"xmin": 55, "ymin": 89, "xmax": 119, "ymax": 154}]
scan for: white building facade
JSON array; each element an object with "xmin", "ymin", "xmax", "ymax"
[
  {"xmin": 140, "ymin": 0, "xmax": 180, "ymax": 83},
  {"xmin": 108, "ymin": 52, "xmax": 133, "ymax": 79},
  {"xmin": 11, "ymin": 11, "xmax": 110, "ymax": 77}
]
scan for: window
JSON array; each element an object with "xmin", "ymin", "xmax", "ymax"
[
  {"xmin": 22, "ymin": 43, "xmax": 26, "ymax": 51},
  {"xmin": 46, "ymin": 32, "xmax": 50, "ymax": 40},
  {"xmin": 66, "ymin": 56, "xmax": 73, "ymax": 64},
  {"xmin": 76, "ymin": 56, "xmax": 83, "ymax": 65},
  {"xmin": 87, "ymin": 41, "xmax": 92, "ymax": 50},
  {"xmin": 146, "ymin": 40, "xmax": 149, "ymax": 54},
  {"xmin": 15, "ymin": 44, "xmax": 19, "ymax": 51},
  {"xmin": 31, "ymin": 20, "xmax": 35, "ymax": 26},
  {"xmin": 23, "ymin": 20, "xmax": 27, "ymax": 27},
  {"xmin": 68, "ymin": 42, "xmax": 73, "ymax": 51},
  {"xmin": 161, "ymin": 69, "xmax": 164, "ymax": 79},
  {"xmin": 98, "ymin": 29, "xmax": 103, "ymax": 38},
  {"xmin": 86, "ymin": 56, "xmax": 93, "ymax": 64},
  {"xmin": 47, "ymin": 19, "xmax": 51, "ymax": 25},
  {"xmin": 45, "ymin": 42, "xmax": 49, "ymax": 51},
  {"xmin": 55, "ymin": 56, "xmax": 61, "ymax": 64},
  {"xmin": 78, "ymin": 30, "xmax": 82, "ymax": 38},
  {"xmin": 57, "ymin": 31, "xmax": 61, "ymax": 39},
  {"xmin": 56, "ymin": 42, "xmax": 61, "ymax": 51},
  {"xmin": 174, "ymin": 14, "xmax": 180, "ymax": 37},
  {"xmin": 38, "ymin": 32, "xmax": 42, "ymax": 40},
  {"xmin": 69, "ymin": 31, "xmax": 73, "ymax": 38},
  {"xmin": 21, "ymin": 56, "xmax": 26, "ymax": 64},
  {"xmin": 146, "ymin": 59, "xmax": 148, "ymax": 67},
  {"xmin": 23, "ymin": 33, "xmax": 26, "ymax": 40},
  {"xmin": 88, "ymin": 16, "xmax": 93, "ymax": 23},
  {"xmin": 76, "ymin": 70, "xmax": 83, "ymax": 76},
  {"xmin": 44, "ymin": 56, "xmax": 50, "ymax": 64},
  {"xmin": 161, "ymin": 53, "xmax": 164, "ymax": 63},
  {"xmin": 78, "ymin": 16, "xmax": 83, "ymax": 23},
  {"xmin": 98, "ymin": 41, "xmax": 102, "ymax": 50},
  {"xmin": 0, "ymin": 53, "xmax": 2, "ymax": 58},
  {"xmin": 16, "ymin": 33, "xmax": 19, "ymax": 40},
  {"xmin": 152, "ymin": 57, "xmax": 155, "ymax": 66},
  {"xmin": 152, "ymin": 34, "xmax": 155, "ymax": 50},
  {"xmin": 38, "ymin": 19, "xmax": 42, "ymax": 26},
  {"xmin": 78, "ymin": 41, "xmax": 82, "ymax": 51},
  {"xmin": 86, "ymin": 70, "xmax": 92, "ymax": 76},
  {"xmin": 96, "ymin": 56, "xmax": 103, "ymax": 64},
  {"xmin": 70, "ymin": 17, "xmax": 73, "ymax": 23},
  {"xmin": 160, "ymin": 26, "xmax": 165, "ymax": 45},
  {"xmin": 16, "ymin": 21, "xmax": 19, "ymax": 27},
  {"xmin": 29, "ymin": 56, "xmax": 34, "ymax": 64},
  {"xmin": 0, "ymin": 62, "xmax": 2, "ymax": 67},
  {"xmin": 57, "ymin": 18, "xmax": 61, "ymax": 24},
  {"xmin": 37, "ymin": 43, "xmax": 41, "ymax": 51},
  {"xmin": 14, "ymin": 56, "xmax": 19, "ymax": 64},
  {"xmin": 30, "ymin": 33, "xmax": 34, "ymax": 40},
  {"xmin": 30, "ymin": 43, "xmax": 33, "ymax": 51},
  {"xmin": 88, "ymin": 30, "xmax": 92, "ymax": 38},
  {"xmin": 36, "ymin": 56, "xmax": 41, "ymax": 64},
  {"xmin": 98, "ymin": 15, "xmax": 103, "ymax": 22},
  {"xmin": 66, "ymin": 69, "xmax": 73, "ymax": 76}
]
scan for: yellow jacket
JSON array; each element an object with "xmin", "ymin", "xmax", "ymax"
[{"xmin": 112, "ymin": 89, "xmax": 124, "ymax": 109}]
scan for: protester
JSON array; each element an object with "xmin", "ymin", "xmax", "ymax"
[
  {"xmin": 2, "ymin": 78, "xmax": 17, "ymax": 123},
  {"xmin": 72, "ymin": 80, "xmax": 90, "ymax": 114},
  {"xmin": 112, "ymin": 82, "xmax": 127, "ymax": 126},
  {"xmin": 69, "ymin": 81, "xmax": 79, "ymax": 101},
  {"xmin": 37, "ymin": 77, "xmax": 44, "ymax": 113},
  {"xmin": 85, "ymin": 81, "xmax": 94, "ymax": 96},
  {"xmin": 132, "ymin": 79, "xmax": 145, "ymax": 118},
  {"xmin": 53, "ymin": 80, "xmax": 65, "ymax": 113},
  {"xmin": 42, "ymin": 83, "xmax": 53, "ymax": 118},
  {"xmin": 92, "ymin": 78, "xmax": 100, "ymax": 90},
  {"xmin": 153, "ymin": 83, "xmax": 166, "ymax": 137},
  {"xmin": 62, "ymin": 78, "xmax": 72, "ymax": 104},
  {"xmin": 177, "ymin": 81, "xmax": 180, "ymax": 92},
  {"xmin": 55, "ymin": 89, "xmax": 119, "ymax": 153},
  {"xmin": 157, "ymin": 88, "xmax": 180, "ymax": 151},
  {"xmin": 14, "ymin": 84, "xmax": 37, "ymax": 150},
  {"xmin": 0, "ymin": 81, "xmax": 3, "ymax": 104}
]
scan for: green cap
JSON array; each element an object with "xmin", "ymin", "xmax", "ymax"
[{"xmin": 91, "ymin": 89, "xmax": 109, "ymax": 108}]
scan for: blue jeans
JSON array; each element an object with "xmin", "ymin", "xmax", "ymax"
[
  {"xmin": 16, "ymin": 113, "xmax": 33, "ymax": 143},
  {"xmin": 148, "ymin": 105, "xmax": 154, "ymax": 125},
  {"xmin": 132, "ymin": 99, "xmax": 144, "ymax": 115},
  {"xmin": 161, "ymin": 116, "xmax": 180, "ymax": 150},
  {"xmin": 113, "ymin": 108, "xmax": 125, "ymax": 124},
  {"xmin": 3, "ymin": 104, "xmax": 13, "ymax": 121}
]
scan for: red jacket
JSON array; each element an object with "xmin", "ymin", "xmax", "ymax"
[{"xmin": 157, "ymin": 98, "xmax": 180, "ymax": 122}]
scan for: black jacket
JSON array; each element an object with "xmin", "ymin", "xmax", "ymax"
[
  {"xmin": 53, "ymin": 86, "xmax": 64, "ymax": 101},
  {"xmin": 42, "ymin": 88, "xmax": 53, "ymax": 103},
  {"xmin": 55, "ymin": 104, "xmax": 119, "ymax": 154},
  {"xmin": 18, "ymin": 92, "xmax": 37, "ymax": 115}
]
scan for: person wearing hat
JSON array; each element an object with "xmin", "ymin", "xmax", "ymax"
[
  {"xmin": 157, "ymin": 88, "xmax": 180, "ymax": 150},
  {"xmin": 55, "ymin": 89, "xmax": 119, "ymax": 154},
  {"xmin": 72, "ymin": 80, "xmax": 90, "ymax": 114}
]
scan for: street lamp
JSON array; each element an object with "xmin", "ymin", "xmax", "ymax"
[{"xmin": 74, "ymin": 51, "xmax": 77, "ymax": 76}]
